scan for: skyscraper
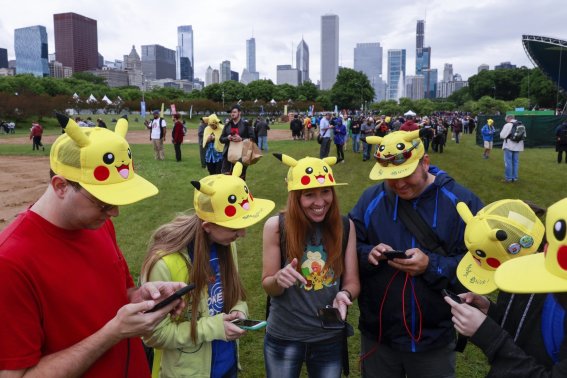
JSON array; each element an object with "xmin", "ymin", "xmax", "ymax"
[
  {"xmin": 423, "ymin": 68, "xmax": 438, "ymax": 99},
  {"xmin": 354, "ymin": 42, "xmax": 383, "ymax": 101},
  {"xmin": 296, "ymin": 38, "xmax": 309, "ymax": 84},
  {"xmin": 443, "ymin": 63, "xmax": 453, "ymax": 82},
  {"xmin": 141, "ymin": 44, "xmax": 176, "ymax": 80},
  {"xmin": 220, "ymin": 60, "xmax": 231, "ymax": 82},
  {"xmin": 176, "ymin": 25, "xmax": 194, "ymax": 81},
  {"xmin": 387, "ymin": 49, "xmax": 406, "ymax": 101},
  {"xmin": 205, "ymin": 66, "xmax": 213, "ymax": 86},
  {"xmin": 320, "ymin": 14, "xmax": 339, "ymax": 90},
  {"xmin": 246, "ymin": 37, "xmax": 256, "ymax": 73},
  {"xmin": 415, "ymin": 20, "xmax": 431, "ymax": 76},
  {"xmin": 14, "ymin": 25, "xmax": 49, "ymax": 77},
  {"xmin": 54, "ymin": 12, "xmax": 98, "ymax": 72},
  {"xmin": 0, "ymin": 48, "xmax": 8, "ymax": 69},
  {"xmin": 478, "ymin": 64, "xmax": 489, "ymax": 73}
]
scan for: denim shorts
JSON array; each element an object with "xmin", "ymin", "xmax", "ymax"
[{"xmin": 264, "ymin": 332, "xmax": 343, "ymax": 378}]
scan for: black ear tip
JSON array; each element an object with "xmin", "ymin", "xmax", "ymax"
[
  {"xmin": 54, "ymin": 112, "xmax": 69, "ymax": 128},
  {"xmin": 496, "ymin": 230, "xmax": 507, "ymax": 241},
  {"xmin": 273, "ymin": 153, "xmax": 283, "ymax": 161},
  {"xmin": 191, "ymin": 180, "xmax": 201, "ymax": 190},
  {"xmin": 121, "ymin": 114, "xmax": 128, "ymax": 120}
]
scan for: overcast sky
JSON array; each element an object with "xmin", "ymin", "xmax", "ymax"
[{"xmin": 1, "ymin": 0, "xmax": 565, "ymax": 84}]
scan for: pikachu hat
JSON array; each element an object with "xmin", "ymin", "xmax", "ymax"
[
  {"xmin": 456, "ymin": 199, "xmax": 545, "ymax": 294},
  {"xmin": 191, "ymin": 162, "xmax": 275, "ymax": 229},
  {"xmin": 496, "ymin": 197, "xmax": 567, "ymax": 293},
  {"xmin": 272, "ymin": 153, "xmax": 347, "ymax": 192},
  {"xmin": 366, "ymin": 130, "xmax": 424, "ymax": 180},
  {"xmin": 51, "ymin": 113, "xmax": 158, "ymax": 205}
]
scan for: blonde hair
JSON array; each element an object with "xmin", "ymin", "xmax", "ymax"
[
  {"xmin": 283, "ymin": 188, "xmax": 344, "ymax": 279},
  {"xmin": 141, "ymin": 213, "xmax": 246, "ymax": 344}
]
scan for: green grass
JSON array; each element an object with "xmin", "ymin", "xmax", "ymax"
[{"xmin": 3, "ymin": 133, "xmax": 566, "ymax": 377}]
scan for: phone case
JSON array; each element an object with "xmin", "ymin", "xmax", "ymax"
[
  {"xmin": 318, "ymin": 307, "xmax": 345, "ymax": 330},
  {"xmin": 232, "ymin": 319, "xmax": 268, "ymax": 331}
]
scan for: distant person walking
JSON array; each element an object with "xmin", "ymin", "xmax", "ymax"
[
  {"xmin": 500, "ymin": 115, "xmax": 524, "ymax": 182},
  {"xmin": 197, "ymin": 117, "xmax": 207, "ymax": 168},
  {"xmin": 555, "ymin": 120, "xmax": 567, "ymax": 163},
  {"xmin": 319, "ymin": 113, "xmax": 333, "ymax": 159},
  {"xmin": 171, "ymin": 113, "xmax": 185, "ymax": 162},
  {"xmin": 145, "ymin": 110, "xmax": 166, "ymax": 160},
  {"xmin": 29, "ymin": 121, "xmax": 44, "ymax": 151},
  {"xmin": 255, "ymin": 116, "xmax": 270, "ymax": 151},
  {"xmin": 481, "ymin": 118, "xmax": 496, "ymax": 159}
]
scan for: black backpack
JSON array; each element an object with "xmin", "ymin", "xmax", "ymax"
[
  {"xmin": 507, "ymin": 121, "xmax": 526, "ymax": 142},
  {"xmin": 558, "ymin": 125, "xmax": 567, "ymax": 146}
]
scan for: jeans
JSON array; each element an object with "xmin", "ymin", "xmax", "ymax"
[
  {"xmin": 173, "ymin": 143, "xmax": 182, "ymax": 161},
  {"xmin": 257, "ymin": 135, "xmax": 268, "ymax": 151},
  {"xmin": 362, "ymin": 141, "xmax": 373, "ymax": 160},
  {"xmin": 360, "ymin": 333, "xmax": 456, "ymax": 378},
  {"xmin": 319, "ymin": 137, "xmax": 331, "ymax": 158},
  {"xmin": 264, "ymin": 333, "xmax": 343, "ymax": 378},
  {"xmin": 351, "ymin": 133, "xmax": 361, "ymax": 152},
  {"xmin": 503, "ymin": 148, "xmax": 520, "ymax": 181}
]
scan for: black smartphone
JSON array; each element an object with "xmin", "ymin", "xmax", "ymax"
[
  {"xmin": 146, "ymin": 283, "xmax": 195, "ymax": 313},
  {"xmin": 317, "ymin": 307, "xmax": 345, "ymax": 330},
  {"xmin": 442, "ymin": 289, "xmax": 463, "ymax": 304},
  {"xmin": 383, "ymin": 250, "xmax": 409, "ymax": 260}
]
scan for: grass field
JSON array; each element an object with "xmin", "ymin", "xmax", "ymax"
[{"xmin": 3, "ymin": 130, "xmax": 566, "ymax": 377}]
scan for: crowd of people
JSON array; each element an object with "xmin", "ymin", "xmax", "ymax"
[{"xmin": 1, "ymin": 107, "xmax": 567, "ymax": 378}]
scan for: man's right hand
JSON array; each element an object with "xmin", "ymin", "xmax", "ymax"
[{"xmin": 368, "ymin": 243, "xmax": 393, "ymax": 265}]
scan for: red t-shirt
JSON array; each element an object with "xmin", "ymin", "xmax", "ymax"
[{"xmin": 0, "ymin": 211, "xmax": 149, "ymax": 377}]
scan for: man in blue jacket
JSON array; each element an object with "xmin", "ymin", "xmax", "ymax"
[{"xmin": 349, "ymin": 129, "xmax": 483, "ymax": 378}]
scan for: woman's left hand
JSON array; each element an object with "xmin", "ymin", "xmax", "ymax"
[{"xmin": 332, "ymin": 291, "xmax": 352, "ymax": 320}]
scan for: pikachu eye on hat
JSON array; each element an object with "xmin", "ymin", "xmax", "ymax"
[
  {"xmin": 191, "ymin": 162, "xmax": 275, "ymax": 229},
  {"xmin": 495, "ymin": 197, "xmax": 567, "ymax": 293},
  {"xmin": 366, "ymin": 130, "xmax": 425, "ymax": 180},
  {"xmin": 272, "ymin": 153, "xmax": 347, "ymax": 192},
  {"xmin": 51, "ymin": 113, "xmax": 158, "ymax": 205},
  {"xmin": 456, "ymin": 199, "xmax": 545, "ymax": 294}
]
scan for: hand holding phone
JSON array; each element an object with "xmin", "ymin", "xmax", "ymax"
[
  {"xmin": 317, "ymin": 307, "xmax": 345, "ymax": 330},
  {"xmin": 442, "ymin": 289, "xmax": 463, "ymax": 304},
  {"xmin": 383, "ymin": 250, "xmax": 409, "ymax": 260},
  {"xmin": 231, "ymin": 319, "xmax": 268, "ymax": 330},
  {"xmin": 146, "ymin": 283, "xmax": 195, "ymax": 313}
]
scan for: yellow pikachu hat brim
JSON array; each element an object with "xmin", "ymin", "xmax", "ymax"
[
  {"xmin": 368, "ymin": 130, "xmax": 424, "ymax": 180},
  {"xmin": 457, "ymin": 254, "xmax": 498, "ymax": 295}
]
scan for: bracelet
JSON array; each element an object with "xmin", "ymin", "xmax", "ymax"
[{"xmin": 340, "ymin": 289, "xmax": 353, "ymax": 301}]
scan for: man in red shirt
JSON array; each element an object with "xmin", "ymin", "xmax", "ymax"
[
  {"xmin": 400, "ymin": 115, "xmax": 419, "ymax": 131},
  {"xmin": 0, "ymin": 114, "xmax": 186, "ymax": 377}
]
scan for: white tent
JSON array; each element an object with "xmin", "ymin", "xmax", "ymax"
[
  {"xmin": 86, "ymin": 94, "xmax": 98, "ymax": 103},
  {"xmin": 101, "ymin": 95, "xmax": 112, "ymax": 105},
  {"xmin": 404, "ymin": 110, "xmax": 416, "ymax": 116},
  {"xmin": 270, "ymin": 99, "xmax": 276, "ymax": 105}
]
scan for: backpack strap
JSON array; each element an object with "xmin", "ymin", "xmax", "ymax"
[
  {"xmin": 151, "ymin": 252, "xmax": 191, "ymax": 378},
  {"xmin": 542, "ymin": 293, "xmax": 566, "ymax": 364}
]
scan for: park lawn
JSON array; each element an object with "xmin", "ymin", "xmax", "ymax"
[{"xmin": 3, "ymin": 132, "xmax": 566, "ymax": 377}]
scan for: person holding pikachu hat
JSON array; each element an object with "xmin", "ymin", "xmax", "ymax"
[
  {"xmin": 349, "ymin": 130, "xmax": 483, "ymax": 378},
  {"xmin": 0, "ymin": 114, "xmax": 187, "ymax": 377},
  {"xmin": 141, "ymin": 162, "xmax": 275, "ymax": 378},
  {"xmin": 262, "ymin": 154, "xmax": 359, "ymax": 378},
  {"xmin": 446, "ymin": 198, "xmax": 567, "ymax": 377}
]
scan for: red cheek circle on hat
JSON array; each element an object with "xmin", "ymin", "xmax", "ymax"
[
  {"xmin": 301, "ymin": 175, "xmax": 311, "ymax": 185},
  {"xmin": 557, "ymin": 245, "xmax": 567, "ymax": 270},
  {"xmin": 93, "ymin": 166, "xmax": 110, "ymax": 181},
  {"xmin": 486, "ymin": 257, "xmax": 500, "ymax": 269},
  {"xmin": 225, "ymin": 205, "xmax": 236, "ymax": 217},
  {"xmin": 328, "ymin": 174, "xmax": 335, "ymax": 183}
]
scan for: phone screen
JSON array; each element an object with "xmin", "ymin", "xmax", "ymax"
[
  {"xmin": 146, "ymin": 283, "xmax": 195, "ymax": 313},
  {"xmin": 232, "ymin": 319, "xmax": 262, "ymax": 327},
  {"xmin": 383, "ymin": 250, "xmax": 409, "ymax": 260},
  {"xmin": 442, "ymin": 289, "xmax": 463, "ymax": 304}
]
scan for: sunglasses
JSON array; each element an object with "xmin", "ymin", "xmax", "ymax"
[
  {"xmin": 77, "ymin": 189, "xmax": 117, "ymax": 212},
  {"xmin": 375, "ymin": 141, "xmax": 419, "ymax": 167}
]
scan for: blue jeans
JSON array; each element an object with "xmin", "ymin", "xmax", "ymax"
[
  {"xmin": 352, "ymin": 133, "xmax": 361, "ymax": 152},
  {"xmin": 363, "ymin": 141, "xmax": 373, "ymax": 160},
  {"xmin": 257, "ymin": 135, "xmax": 268, "ymax": 151},
  {"xmin": 504, "ymin": 148, "xmax": 520, "ymax": 181},
  {"xmin": 264, "ymin": 333, "xmax": 343, "ymax": 378}
]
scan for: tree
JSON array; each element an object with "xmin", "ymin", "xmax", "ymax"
[
  {"xmin": 72, "ymin": 72, "xmax": 107, "ymax": 86},
  {"xmin": 247, "ymin": 79, "xmax": 275, "ymax": 101},
  {"xmin": 447, "ymin": 87, "xmax": 471, "ymax": 107},
  {"xmin": 520, "ymin": 68, "xmax": 566, "ymax": 108},
  {"xmin": 329, "ymin": 68, "xmax": 374, "ymax": 110},
  {"xmin": 297, "ymin": 81, "xmax": 318, "ymax": 101}
]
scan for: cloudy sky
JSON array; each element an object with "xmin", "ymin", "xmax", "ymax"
[{"xmin": 1, "ymin": 0, "xmax": 565, "ymax": 83}]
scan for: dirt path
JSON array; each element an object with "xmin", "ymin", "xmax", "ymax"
[{"xmin": 0, "ymin": 128, "xmax": 295, "ymax": 230}]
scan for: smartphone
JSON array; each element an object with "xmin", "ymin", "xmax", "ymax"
[
  {"xmin": 442, "ymin": 289, "xmax": 463, "ymax": 304},
  {"xmin": 317, "ymin": 307, "xmax": 345, "ymax": 330},
  {"xmin": 383, "ymin": 250, "xmax": 409, "ymax": 260},
  {"xmin": 231, "ymin": 319, "xmax": 268, "ymax": 330},
  {"xmin": 146, "ymin": 283, "xmax": 195, "ymax": 313}
]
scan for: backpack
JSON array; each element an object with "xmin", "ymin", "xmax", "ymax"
[
  {"xmin": 508, "ymin": 121, "xmax": 526, "ymax": 142},
  {"xmin": 182, "ymin": 124, "xmax": 187, "ymax": 136}
]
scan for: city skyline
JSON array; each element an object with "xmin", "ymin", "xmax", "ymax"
[{"xmin": 0, "ymin": 0, "xmax": 565, "ymax": 84}]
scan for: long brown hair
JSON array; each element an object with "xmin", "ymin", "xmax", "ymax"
[
  {"xmin": 283, "ymin": 187, "xmax": 344, "ymax": 279},
  {"xmin": 141, "ymin": 213, "xmax": 246, "ymax": 344}
]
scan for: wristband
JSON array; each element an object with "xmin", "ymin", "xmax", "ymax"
[{"xmin": 341, "ymin": 289, "xmax": 353, "ymax": 301}]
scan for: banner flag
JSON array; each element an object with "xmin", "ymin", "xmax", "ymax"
[{"xmin": 141, "ymin": 101, "xmax": 146, "ymax": 118}]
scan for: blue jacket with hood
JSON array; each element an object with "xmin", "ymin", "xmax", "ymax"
[{"xmin": 349, "ymin": 166, "xmax": 483, "ymax": 353}]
